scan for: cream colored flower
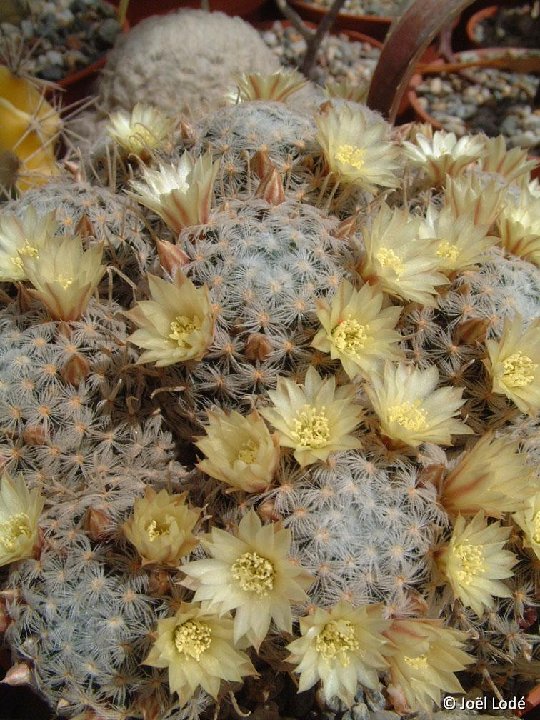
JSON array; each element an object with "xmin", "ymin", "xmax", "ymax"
[
  {"xmin": 181, "ymin": 509, "xmax": 312, "ymax": 649},
  {"xmin": 144, "ymin": 602, "xmax": 256, "ymax": 705},
  {"xmin": 420, "ymin": 204, "xmax": 496, "ymax": 274},
  {"xmin": 196, "ymin": 409, "xmax": 279, "ymax": 493},
  {"xmin": 383, "ymin": 619, "xmax": 473, "ymax": 712},
  {"xmin": 358, "ymin": 203, "xmax": 447, "ymax": 306},
  {"xmin": 514, "ymin": 493, "xmax": 540, "ymax": 560},
  {"xmin": 324, "ymin": 81, "xmax": 369, "ymax": 104},
  {"xmin": 480, "ymin": 135, "xmax": 538, "ymax": 184},
  {"xmin": 123, "ymin": 488, "xmax": 200, "ymax": 566},
  {"xmin": 437, "ymin": 512, "xmax": 516, "ymax": 617},
  {"xmin": 107, "ymin": 103, "xmax": 174, "ymax": 158},
  {"xmin": 0, "ymin": 207, "xmax": 57, "ymax": 282},
  {"xmin": 484, "ymin": 316, "xmax": 540, "ymax": 415},
  {"xmin": 129, "ymin": 151, "xmax": 219, "ymax": 233},
  {"xmin": 259, "ymin": 367, "xmax": 363, "ymax": 466},
  {"xmin": 287, "ymin": 602, "xmax": 389, "ymax": 705},
  {"xmin": 231, "ymin": 70, "xmax": 307, "ymax": 103},
  {"xmin": 444, "ymin": 173, "xmax": 504, "ymax": 228},
  {"xmin": 22, "ymin": 234, "xmax": 105, "ymax": 321},
  {"xmin": 365, "ymin": 363, "xmax": 473, "ymax": 448},
  {"xmin": 496, "ymin": 185, "xmax": 540, "ymax": 267},
  {"xmin": 403, "ymin": 130, "xmax": 484, "ymax": 185},
  {"xmin": 0, "ymin": 473, "xmax": 44, "ymax": 567},
  {"xmin": 125, "ymin": 272, "xmax": 214, "ymax": 367},
  {"xmin": 440, "ymin": 433, "xmax": 535, "ymax": 517},
  {"xmin": 312, "ymin": 280, "xmax": 403, "ymax": 379},
  {"xmin": 316, "ymin": 104, "xmax": 400, "ymax": 192}
]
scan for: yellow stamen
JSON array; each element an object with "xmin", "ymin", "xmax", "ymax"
[
  {"xmin": 502, "ymin": 352, "xmax": 537, "ymax": 388},
  {"xmin": 335, "ymin": 144, "xmax": 365, "ymax": 170},
  {"xmin": 291, "ymin": 405, "xmax": 331, "ymax": 448},
  {"xmin": 388, "ymin": 401, "xmax": 428, "ymax": 432},
  {"xmin": 169, "ymin": 315, "xmax": 201, "ymax": 348},
  {"xmin": 57, "ymin": 275, "xmax": 73, "ymax": 290},
  {"xmin": 454, "ymin": 542, "xmax": 485, "ymax": 585},
  {"xmin": 0, "ymin": 512, "xmax": 32, "ymax": 552},
  {"xmin": 436, "ymin": 241, "xmax": 460, "ymax": 262},
  {"xmin": 146, "ymin": 518, "xmax": 171, "ymax": 542},
  {"xmin": 404, "ymin": 654, "xmax": 429, "ymax": 670},
  {"xmin": 315, "ymin": 620, "xmax": 359, "ymax": 666},
  {"xmin": 237, "ymin": 440, "xmax": 258, "ymax": 464},
  {"xmin": 532, "ymin": 511, "xmax": 540, "ymax": 544},
  {"xmin": 331, "ymin": 316, "xmax": 369, "ymax": 357},
  {"xmin": 231, "ymin": 551, "xmax": 275, "ymax": 596},
  {"xmin": 376, "ymin": 248, "xmax": 405, "ymax": 278},
  {"xmin": 174, "ymin": 620, "xmax": 212, "ymax": 661}
]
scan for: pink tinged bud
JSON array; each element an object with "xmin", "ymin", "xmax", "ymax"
[
  {"xmin": 156, "ymin": 239, "xmax": 189, "ymax": 275},
  {"xmin": 244, "ymin": 333, "xmax": 272, "ymax": 361},
  {"xmin": 84, "ymin": 507, "xmax": 113, "ymax": 541},
  {"xmin": 1, "ymin": 662, "xmax": 32, "ymax": 686},
  {"xmin": 61, "ymin": 353, "xmax": 90, "ymax": 387},
  {"xmin": 255, "ymin": 167, "xmax": 285, "ymax": 206}
]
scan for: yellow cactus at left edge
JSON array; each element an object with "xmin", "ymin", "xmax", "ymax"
[{"xmin": 0, "ymin": 65, "xmax": 61, "ymax": 192}]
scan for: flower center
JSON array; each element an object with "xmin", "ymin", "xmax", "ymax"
[
  {"xmin": 334, "ymin": 144, "xmax": 365, "ymax": 170},
  {"xmin": 315, "ymin": 620, "xmax": 360, "ymax": 666},
  {"xmin": 146, "ymin": 518, "xmax": 171, "ymax": 542},
  {"xmin": 237, "ymin": 439, "xmax": 258, "ymax": 464},
  {"xmin": 454, "ymin": 542, "xmax": 485, "ymax": 585},
  {"xmin": 436, "ymin": 241, "xmax": 460, "ymax": 262},
  {"xmin": 404, "ymin": 653, "xmax": 429, "ymax": 670},
  {"xmin": 502, "ymin": 352, "xmax": 537, "ymax": 388},
  {"xmin": 532, "ymin": 511, "xmax": 540, "ymax": 544},
  {"xmin": 11, "ymin": 242, "xmax": 39, "ymax": 269},
  {"xmin": 231, "ymin": 551, "xmax": 275, "ymax": 596},
  {"xmin": 388, "ymin": 401, "xmax": 428, "ymax": 432},
  {"xmin": 169, "ymin": 315, "xmax": 201, "ymax": 348},
  {"xmin": 331, "ymin": 316, "xmax": 369, "ymax": 357},
  {"xmin": 375, "ymin": 248, "xmax": 405, "ymax": 278},
  {"xmin": 174, "ymin": 619, "xmax": 212, "ymax": 661},
  {"xmin": 0, "ymin": 512, "xmax": 32, "ymax": 552},
  {"xmin": 291, "ymin": 405, "xmax": 331, "ymax": 448}
]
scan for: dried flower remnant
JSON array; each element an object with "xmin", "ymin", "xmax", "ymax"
[
  {"xmin": 259, "ymin": 367, "xmax": 363, "ymax": 467},
  {"xmin": 0, "ymin": 472, "xmax": 44, "ymax": 567},
  {"xmin": 287, "ymin": 601, "xmax": 389, "ymax": 705},
  {"xmin": 383, "ymin": 619, "xmax": 473, "ymax": 712},
  {"xmin": 129, "ymin": 151, "xmax": 219, "ymax": 233},
  {"xmin": 144, "ymin": 603, "xmax": 256, "ymax": 704},
  {"xmin": 107, "ymin": 103, "xmax": 174, "ymax": 158},
  {"xmin": 312, "ymin": 279, "xmax": 403, "ymax": 379},
  {"xmin": 514, "ymin": 493, "xmax": 540, "ymax": 561},
  {"xmin": 366, "ymin": 363, "xmax": 473, "ymax": 448},
  {"xmin": 181, "ymin": 509, "xmax": 312, "ymax": 649},
  {"xmin": 440, "ymin": 433, "xmax": 535, "ymax": 517},
  {"xmin": 125, "ymin": 272, "xmax": 214, "ymax": 367},
  {"xmin": 402, "ymin": 129, "xmax": 484, "ymax": 185},
  {"xmin": 123, "ymin": 488, "xmax": 200, "ymax": 566},
  {"xmin": 437, "ymin": 512, "xmax": 516, "ymax": 617},
  {"xmin": 358, "ymin": 203, "xmax": 447, "ymax": 306},
  {"xmin": 484, "ymin": 316, "xmax": 540, "ymax": 415},
  {"xmin": 316, "ymin": 105, "xmax": 400, "ymax": 193},
  {"xmin": 0, "ymin": 207, "xmax": 57, "ymax": 282},
  {"xmin": 196, "ymin": 409, "xmax": 279, "ymax": 493},
  {"xmin": 22, "ymin": 233, "xmax": 105, "ymax": 321}
]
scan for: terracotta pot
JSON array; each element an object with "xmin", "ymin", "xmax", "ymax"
[
  {"xmin": 111, "ymin": 0, "xmax": 269, "ymax": 26},
  {"xmin": 288, "ymin": 0, "xmax": 393, "ymax": 41},
  {"xmin": 465, "ymin": 4, "xmax": 498, "ymax": 46}
]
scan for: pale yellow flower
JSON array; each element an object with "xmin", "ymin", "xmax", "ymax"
[
  {"xmin": 144, "ymin": 602, "xmax": 256, "ymax": 705},
  {"xmin": 496, "ymin": 186, "xmax": 540, "ymax": 267},
  {"xmin": 22, "ymin": 234, "xmax": 105, "ymax": 321},
  {"xmin": 484, "ymin": 316, "xmax": 540, "ymax": 415},
  {"xmin": 0, "ymin": 472, "xmax": 44, "ymax": 567},
  {"xmin": 232, "ymin": 70, "xmax": 307, "ymax": 103},
  {"xmin": 0, "ymin": 207, "xmax": 57, "ymax": 282},
  {"xmin": 440, "ymin": 433, "xmax": 535, "ymax": 517},
  {"xmin": 437, "ymin": 512, "xmax": 516, "ymax": 617},
  {"xmin": 366, "ymin": 363, "xmax": 473, "ymax": 448},
  {"xmin": 125, "ymin": 272, "xmax": 214, "ymax": 367},
  {"xmin": 287, "ymin": 602, "xmax": 389, "ymax": 705},
  {"xmin": 316, "ymin": 104, "xmax": 400, "ymax": 192},
  {"xmin": 123, "ymin": 488, "xmax": 200, "ymax": 567},
  {"xmin": 403, "ymin": 129, "xmax": 484, "ymax": 185},
  {"xmin": 324, "ymin": 81, "xmax": 369, "ymax": 104},
  {"xmin": 196, "ymin": 409, "xmax": 280, "ymax": 493},
  {"xmin": 312, "ymin": 280, "xmax": 403, "ymax": 379},
  {"xmin": 420, "ymin": 204, "xmax": 496, "ymax": 274},
  {"xmin": 383, "ymin": 619, "xmax": 473, "ymax": 712},
  {"xmin": 444, "ymin": 173, "xmax": 505, "ymax": 228},
  {"xmin": 358, "ymin": 203, "xmax": 447, "ymax": 306},
  {"xmin": 259, "ymin": 367, "xmax": 363, "ymax": 467},
  {"xmin": 129, "ymin": 151, "xmax": 219, "ymax": 233},
  {"xmin": 480, "ymin": 135, "xmax": 538, "ymax": 184},
  {"xmin": 181, "ymin": 509, "xmax": 312, "ymax": 649},
  {"xmin": 107, "ymin": 103, "xmax": 174, "ymax": 158},
  {"xmin": 514, "ymin": 493, "xmax": 540, "ymax": 560}
]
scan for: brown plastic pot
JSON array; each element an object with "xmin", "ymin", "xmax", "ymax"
[
  {"xmin": 288, "ymin": 0, "xmax": 393, "ymax": 41},
  {"xmin": 111, "ymin": 0, "xmax": 269, "ymax": 26}
]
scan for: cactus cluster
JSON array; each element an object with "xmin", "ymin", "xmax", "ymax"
[{"xmin": 1, "ymin": 10, "xmax": 540, "ymax": 720}]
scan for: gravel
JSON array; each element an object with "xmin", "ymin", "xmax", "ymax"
[
  {"xmin": 292, "ymin": 0, "xmax": 405, "ymax": 17},
  {"xmin": 470, "ymin": 2, "xmax": 540, "ymax": 49}
]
